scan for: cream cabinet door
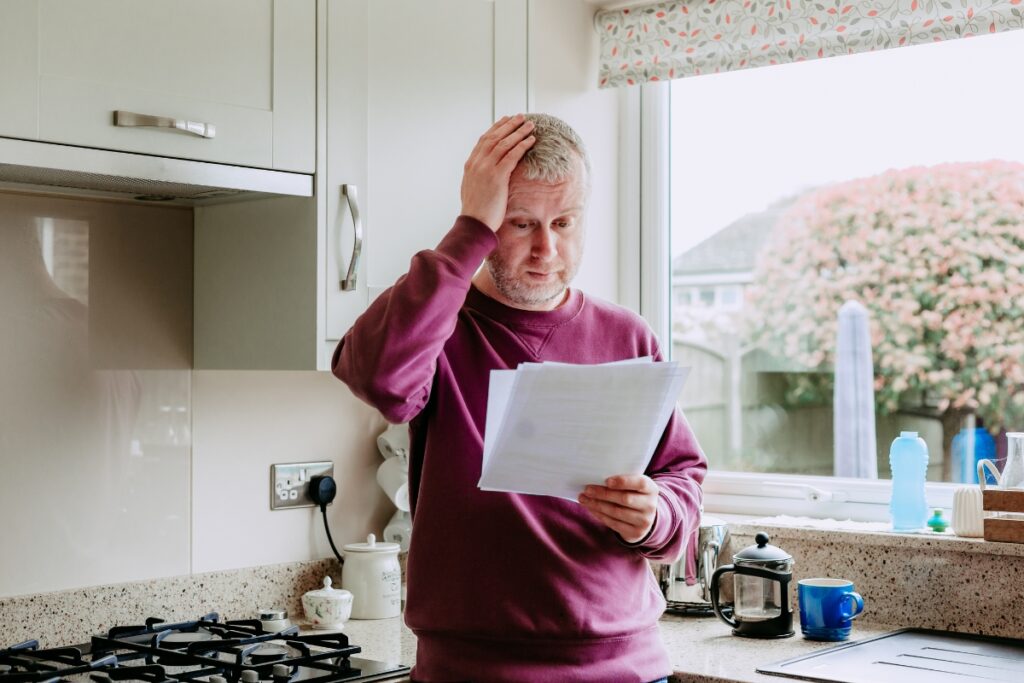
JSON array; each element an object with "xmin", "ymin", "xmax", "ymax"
[
  {"xmin": 323, "ymin": 0, "xmax": 528, "ymax": 350},
  {"xmin": 1, "ymin": 0, "xmax": 314, "ymax": 172},
  {"xmin": 0, "ymin": 1, "xmax": 38, "ymax": 140}
]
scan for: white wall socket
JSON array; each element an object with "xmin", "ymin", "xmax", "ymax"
[{"xmin": 270, "ymin": 461, "xmax": 334, "ymax": 510}]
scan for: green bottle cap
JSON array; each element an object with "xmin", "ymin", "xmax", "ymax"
[{"xmin": 927, "ymin": 509, "xmax": 948, "ymax": 533}]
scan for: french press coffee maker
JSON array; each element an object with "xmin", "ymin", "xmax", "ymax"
[{"xmin": 709, "ymin": 532, "xmax": 794, "ymax": 638}]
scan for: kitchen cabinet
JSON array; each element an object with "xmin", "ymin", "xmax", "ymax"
[
  {"xmin": 0, "ymin": 0, "xmax": 315, "ymax": 173},
  {"xmin": 321, "ymin": 0, "xmax": 529, "ymax": 351},
  {"xmin": 193, "ymin": 0, "xmax": 528, "ymax": 370}
]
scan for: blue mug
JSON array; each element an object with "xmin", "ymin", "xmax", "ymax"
[{"xmin": 797, "ymin": 578, "xmax": 864, "ymax": 641}]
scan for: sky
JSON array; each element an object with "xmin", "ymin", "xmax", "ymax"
[{"xmin": 670, "ymin": 29, "xmax": 1024, "ymax": 256}]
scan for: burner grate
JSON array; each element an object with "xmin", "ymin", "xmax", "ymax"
[{"xmin": 2, "ymin": 615, "xmax": 406, "ymax": 683}]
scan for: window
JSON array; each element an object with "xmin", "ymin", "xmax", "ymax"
[
  {"xmin": 718, "ymin": 286, "xmax": 740, "ymax": 310},
  {"xmin": 641, "ymin": 30, "xmax": 1024, "ymax": 518}
]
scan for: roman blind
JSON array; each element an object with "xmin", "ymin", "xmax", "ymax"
[{"xmin": 597, "ymin": 0, "xmax": 1024, "ymax": 87}]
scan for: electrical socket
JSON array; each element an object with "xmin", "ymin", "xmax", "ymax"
[{"xmin": 270, "ymin": 461, "xmax": 334, "ymax": 510}]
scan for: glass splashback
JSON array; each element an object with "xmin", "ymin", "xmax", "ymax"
[{"xmin": 0, "ymin": 191, "xmax": 193, "ymax": 596}]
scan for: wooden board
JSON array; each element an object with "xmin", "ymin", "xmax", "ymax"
[
  {"xmin": 983, "ymin": 517, "xmax": 1024, "ymax": 543},
  {"xmin": 982, "ymin": 489, "xmax": 1024, "ymax": 513}
]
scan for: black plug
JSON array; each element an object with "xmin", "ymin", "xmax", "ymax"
[
  {"xmin": 309, "ymin": 475, "xmax": 337, "ymax": 509},
  {"xmin": 309, "ymin": 475, "xmax": 344, "ymax": 565}
]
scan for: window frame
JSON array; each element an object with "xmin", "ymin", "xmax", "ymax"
[{"xmin": 626, "ymin": 82, "xmax": 958, "ymax": 521}]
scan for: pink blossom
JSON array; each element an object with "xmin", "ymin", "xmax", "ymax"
[{"xmin": 747, "ymin": 160, "xmax": 1024, "ymax": 430}]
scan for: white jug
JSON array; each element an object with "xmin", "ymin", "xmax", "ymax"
[
  {"xmin": 341, "ymin": 533, "xmax": 402, "ymax": 619},
  {"xmin": 977, "ymin": 432, "xmax": 1024, "ymax": 491}
]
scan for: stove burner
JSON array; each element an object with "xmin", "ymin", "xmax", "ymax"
[
  {"xmin": 159, "ymin": 630, "xmax": 215, "ymax": 649},
  {"xmin": 246, "ymin": 644, "xmax": 293, "ymax": 665}
]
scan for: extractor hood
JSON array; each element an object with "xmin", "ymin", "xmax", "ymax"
[{"xmin": 0, "ymin": 137, "xmax": 313, "ymax": 203}]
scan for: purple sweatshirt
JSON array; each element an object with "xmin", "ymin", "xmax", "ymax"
[{"xmin": 333, "ymin": 217, "xmax": 706, "ymax": 682}]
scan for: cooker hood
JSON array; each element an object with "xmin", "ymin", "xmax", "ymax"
[{"xmin": 0, "ymin": 137, "xmax": 313, "ymax": 203}]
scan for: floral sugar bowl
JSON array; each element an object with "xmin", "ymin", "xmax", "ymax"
[{"xmin": 301, "ymin": 576, "xmax": 353, "ymax": 629}]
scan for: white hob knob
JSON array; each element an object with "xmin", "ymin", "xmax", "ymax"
[{"xmin": 240, "ymin": 670, "xmax": 260, "ymax": 683}]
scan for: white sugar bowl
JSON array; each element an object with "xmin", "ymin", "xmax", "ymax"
[
  {"xmin": 301, "ymin": 576, "xmax": 353, "ymax": 629},
  {"xmin": 342, "ymin": 533, "xmax": 402, "ymax": 619}
]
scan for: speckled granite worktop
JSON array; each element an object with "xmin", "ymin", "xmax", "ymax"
[
  {"xmin": 724, "ymin": 520, "xmax": 1024, "ymax": 639},
  {"xmin": 4, "ymin": 520, "xmax": 1023, "ymax": 681},
  {"xmin": 336, "ymin": 612, "xmax": 902, "ymax": 683}
]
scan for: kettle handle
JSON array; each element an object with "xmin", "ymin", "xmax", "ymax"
[
  {"xmin": 709, "ymin": 564, "xmax": 737, "ymax": 628},
  {"xmin": 699, "ymin": 540, "xmax": 721, "ymax": 597}
]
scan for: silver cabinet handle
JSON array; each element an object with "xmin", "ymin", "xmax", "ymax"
[
  {"xmin": 339, "ymin": 184, "xmax": 362, "ymax": 291},
  {"xmin": 113, "ymin": 110, "xmax": 216, "ymax": 139}
]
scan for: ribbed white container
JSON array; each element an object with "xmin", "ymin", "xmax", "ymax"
[{"xmin": 951, "ymin": 486, "xmax": 985, "ymax": 538}]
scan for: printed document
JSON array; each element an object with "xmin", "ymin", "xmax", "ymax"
[{"xmin": 478, "ymin": 358, "xmax": 689, "ymax": 500}]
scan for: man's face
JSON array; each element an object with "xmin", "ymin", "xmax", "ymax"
[{"xmin": 484, "ymin": 160, "xmax": 587, "ymax": 311}]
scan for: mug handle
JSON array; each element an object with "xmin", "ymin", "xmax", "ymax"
[
  {"xmin": 709, "ymin": 564, "xmax": 738, "ymax": 628},
  {"xmin": 841, "ymin": 591, "xmax": 864, "ymax": 620},
  {"xmin": 978, "ymin": 459, "xmax": 1001, "ymax": 490}
]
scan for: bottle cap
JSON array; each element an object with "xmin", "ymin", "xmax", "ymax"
[{"xmin": 927, "ymin": 509, "xmax": 948, "ymax": 533}]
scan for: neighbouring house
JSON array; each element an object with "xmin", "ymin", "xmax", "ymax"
[{"xmin": 671, "ymin": 194, "xmax": 801, "ymax": 315}]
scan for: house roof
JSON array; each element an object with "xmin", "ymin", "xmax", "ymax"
[{"xmin": 672, "ymin": 194, "xmax": 803, "ymax": 276}]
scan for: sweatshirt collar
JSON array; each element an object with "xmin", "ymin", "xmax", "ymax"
[{"xmin": 466, "ymin": 284, "xmax": 584, "ymax": 327}]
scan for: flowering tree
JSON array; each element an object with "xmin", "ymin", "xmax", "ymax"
[{"xmin": 745, "ymin": 160, "xmax": 1024, "ymax": 459}]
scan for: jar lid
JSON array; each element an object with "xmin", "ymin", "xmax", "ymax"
[
  {"xmin": 342, "ymin": 533, "xmax": 400, "ymax": 554},
  {"xmin": 303, "ymin": 576, "xmax": 351, "ymax": 598},
  {"xmin": 258, "ymin": 609, "xmax": 287, "ymax": 620},
  {"xmin": 733, "ymin": 532, "xmax": 792, "ymax": 562}
]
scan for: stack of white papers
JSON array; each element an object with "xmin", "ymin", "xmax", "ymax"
[{"xmin": 478, "ymin": 358, "xmax": 689, "ymax": 500}]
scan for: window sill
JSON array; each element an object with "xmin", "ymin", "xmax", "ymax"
[
  {"xmin": 701, "ymin": 471, "xmax": 959, "ymax": 522},
  {"xmin": 718, "ymin": 514, "xmax": 1024, "ymax": 558}
]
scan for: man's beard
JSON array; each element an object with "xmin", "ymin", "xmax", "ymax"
[{"xmin": 486, "ymin": 252, "xmax": 576, "ymax": 308}]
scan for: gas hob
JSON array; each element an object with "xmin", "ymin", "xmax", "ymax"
[{"xmin": 0, "ymin": 613, "xmax": 410, "ymax": 683}]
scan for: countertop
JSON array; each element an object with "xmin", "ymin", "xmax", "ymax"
[{"xmin": 324, "ymin": 613, "xmax": 900, "ymax": 683}]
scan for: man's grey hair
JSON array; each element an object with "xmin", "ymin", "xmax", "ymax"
[{"xmin": 519, "ymin": 113, "xmax": 591, "ymax": 184}]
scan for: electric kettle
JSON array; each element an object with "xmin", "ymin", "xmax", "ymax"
[
  {"xmin": 657, "ymin": 514, "xmax": 729, "ymax": 614},
  {"xmin": 709, "ymin": 532, "xmax": 795, "ymax": 638}
]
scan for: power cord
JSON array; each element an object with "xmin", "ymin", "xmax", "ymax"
[{"xmin": 309, "ymin": 475, "xmax": 344, "ymax": 565}]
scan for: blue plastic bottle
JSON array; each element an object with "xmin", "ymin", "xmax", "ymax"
[
  {"xmin": 951, "ymin": 426, "xmax": 996, "ymax": 484},
  {"xmin": 889, "ymin": 431, "xmax": 929, "ymax": 531}
]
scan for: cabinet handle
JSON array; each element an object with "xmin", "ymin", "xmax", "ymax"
[
  {"xmin": 339, "ymin": 184, "xmax": 363, "ymax": 291},
  {"xmin": 113, "ymin": 110, "xmax": 216, "ymax": 139}
]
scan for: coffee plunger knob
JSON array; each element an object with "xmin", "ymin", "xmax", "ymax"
[{"xmin": 755, "ymin": 532, "xmax": 770, "ymax": 546}]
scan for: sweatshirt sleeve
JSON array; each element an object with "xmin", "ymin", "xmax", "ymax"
[
  {"xmin": 626, "ymin": 408, "xmax": 707, "ymax": 562},
  {"xmin": 621, "ymin": 344, "xmax": 708, "ymax": 562},
  {"xmin": 332, "ymin": 217, "xmax": 498, "ymax": 424}
]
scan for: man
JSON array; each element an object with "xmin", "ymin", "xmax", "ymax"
[{"xmin": 333, "ymin": 113, "xmax": 706, "ymax": 682}]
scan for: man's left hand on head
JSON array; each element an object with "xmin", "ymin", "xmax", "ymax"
[{"xmin": 578, "ymin": 474, "xmax": 660, "ymax": 544}]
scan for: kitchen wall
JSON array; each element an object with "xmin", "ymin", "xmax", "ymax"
[
  {"xmin": 190, "ymin": 372, "xmax": 393, "ymax": 573},
  {"xmin": 0, "ymin": 189, "xmax": 403, "ymax": 597},
  {"xmin": 532, "ymin": 0, "xmax": 621, "ymax": 306},
  {"xmin": 1, "ymin": 0, "xmax": 620, "ymax": 599},
  {"xmin": 0, "ymin": 190, "xmax": 193, "ymax": 596}
]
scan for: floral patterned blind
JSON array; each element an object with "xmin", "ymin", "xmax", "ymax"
[{"xmin": 597, "ymin": 0, "xmax": 1024, "ymax": 88}]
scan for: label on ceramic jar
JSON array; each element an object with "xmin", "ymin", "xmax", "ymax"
[{"xmin": 383, "ymin": 566, "xmax": 401, "ymax": 606}]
